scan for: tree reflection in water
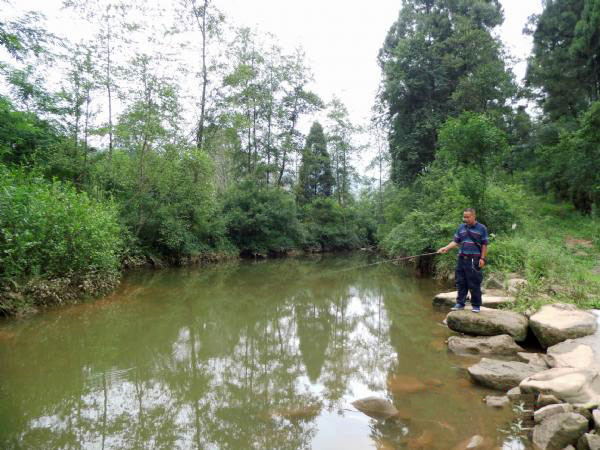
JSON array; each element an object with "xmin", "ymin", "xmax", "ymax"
[{"xmin": 0, "ymin": 254, "xmax": 523, "ymax": 449}]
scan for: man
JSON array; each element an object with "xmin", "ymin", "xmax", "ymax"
[{"xmin": 437, "ymin": 208, "xmax": 488, "ymax": 313}]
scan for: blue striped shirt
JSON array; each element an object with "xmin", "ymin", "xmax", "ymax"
[{"xmin": 454, "ymin": 222, "xmax": 488, "ymax": 256}]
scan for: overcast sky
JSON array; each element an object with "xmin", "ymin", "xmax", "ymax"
[{"xmin": 6, "ymin": 0, "xmax": 544, "ymax": 176}]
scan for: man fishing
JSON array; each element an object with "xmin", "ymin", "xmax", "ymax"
[{"xmin": 437, "ymin": 208, "xmax": 488, "ymax": 313}]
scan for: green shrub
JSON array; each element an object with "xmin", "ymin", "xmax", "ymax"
[
  {"xmin": 0, "ymin": 165, "xmax": 122, "ymax": 284},
  {"xmin": 223, "ymin": 181, "xmax": 302, "ymax": 255}
]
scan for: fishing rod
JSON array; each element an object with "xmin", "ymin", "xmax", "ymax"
[{"xmin": 326, "ymin": 251, "xmax": 439, "ymax": 275}]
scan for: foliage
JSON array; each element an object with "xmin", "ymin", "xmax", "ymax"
[
  {"xmin": 377, "ymin": 0, "xmax": 515, "ymax": 185},
  {"xmin": 223, "ymin": 181, "xmax": 302, "ymax": 255},
  {"xmin": 0, "ymin": 165, "xmax": 122, "ymax": 284},
  {"xmin": 297, "ymin": 121, "xmax": 334, "ymax": 205},
  {"xmin": 300, "ymin": 197, "xmax": 372, "ymax": 251}
]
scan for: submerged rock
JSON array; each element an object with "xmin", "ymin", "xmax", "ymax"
[
  {"xmin": 467, "ymin": 358, "xmax": 546, "ymax": 390},
  {"xmin": 532, "ymin": 412, "xmax": 588, "ymax": 450},
  {"xmin": 485, "ymin": 395, "xmax": 509, "ymax": 408},
  {"xmin": 386, "ymin": 374, "xmax": 442, "ymax": 394},
  {"xmin": 447, "ymin": 334, "xmax": 524, "ymax": 356},
  {"xmin": 529, "ymin": 304, "xmax": 597, "ymax": 348},
  {"xmin": 546, "ymin": 341, "xmax": 596, "ymax": 369},
  {"xmin": 447, "ymin": 309, "xmax": 529, "ymax": 341},
  {"xmin": 352, "ymin": 397, "xmax": 401, "ymax": 420},
  {"xmin": 520, "ymin": 367, "xmax": 600, "ymax": 408}
]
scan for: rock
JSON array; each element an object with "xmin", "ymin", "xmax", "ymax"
[
  {"xmin": 507, "ymin": 386, "xmax": 522, "ymax": 401},
  {"xmin": 485, "ymin": 275, "xmax": 505, "ymax": 290},
  {"xmin": 452, "ymin": 435, "xmax": 487, "ymax": 449},
  {"xmin": 575, "ymin": 407, "xmax": 593, "ymax": 424},
  {"xmin": 593, "ymin": 409, "xmax": 600, "ymax": 432},
  {"xmin": 529, "ymin": 304, "xmax": 598, "ymax": 348},
  {"xmin": 568, "ymin": 311, "xmax": 600, "ymax": 368},
  {"xmin": 565, "ymin": 445, "xmax": 576, "ymax": 450},
  {"xmin": 535, "ymin": 404, "xmax": 574, "ymax": 423},
  {"xmin": 447, "ymin": 309, "xmax": 529, "ymax": 341},
  {"xmin": 351, "ymin": 397, "xmax": 399, "ymax": 420},
  {"xmin": 433, "ymin": 291, "xmax": 515, "ymax": 309},
  {"xmin": 532, "ymin": 412, "xmax": 588, "ymax": 450},
  {"xmin": 465, "ymin": 435, "xmax": 485, "ymax": 448},
  {"xmin": 517, "ymin": 352, "xmax": 551, "ymax": 368},
  {"xmin": 547, "ymin": 341, "xmax": 596, "ymax": 369},
  {"xmin": 468, "ymin": 358, "xmax": 547, "ymax": 391},
  {"xmin": 508, "ymin": 278, "xmax": 528, "ymax": 294},
  {"xmin": 485, "ymin": 395, "xmax": 509, "ymax": 408},
  {"xmin": 520, "ymin": 368, "xmax": 600, "ymax": 408},
  {"xmin": 538, "ymin": 394, "xmax": 563, "ymax": 408},
  {"xmin": 577, "ymin": 433, "xmax": 600, "ymax": 450},
  {"xmin": 447, "ymin": 334, "xmax": 524, "ymax": 356}
]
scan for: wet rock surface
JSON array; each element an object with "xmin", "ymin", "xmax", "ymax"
[{"xmin": 447, "ymin": 309, "xmax": 529, "ymax": 341}]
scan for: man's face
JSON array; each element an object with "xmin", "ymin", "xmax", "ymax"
[{"xmin": 463, "ymin": 211, "xmax": 476, "ymax": 225}]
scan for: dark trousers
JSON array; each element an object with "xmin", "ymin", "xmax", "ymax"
[{"xmin": 456, "ymin": 256, "xmax": 483, "ymax": 307}]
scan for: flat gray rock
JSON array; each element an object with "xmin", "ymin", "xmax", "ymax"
[
  {"xmin": 507, "ymin": 386, "xmax": 522, "ymax": 401},
  {"xmin": 433, "ymin": 290, "xmax": 515, "ymax": 309},
  {"xmin": 447, "ymin": 334, "xmax": 524, "ymax": 356},
  {"xmin": 468, "ymin": 358, "xmax": 546, "ymax": 391},
  {"xmin": 529, "ymin": 304, "xmax": 597, "ymax": 348},
  {"xmin": 547, "ymin": 340, "xmax": 596, "ymax": 369},
  {"xmin": 520, "ymin": 367, "xmax": 600, "ymax": 408},
  {"xmin": 447, "ymin": 309, "xmax": 529, "ymax": 342},
  {"xmin": 532, "ymin": 412, "xmax": 588, "ymax": 450}
]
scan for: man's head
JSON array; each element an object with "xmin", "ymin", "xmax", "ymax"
[{"xmin": 463, "ymin": 208, "xmax": 477, "ymax": 226}]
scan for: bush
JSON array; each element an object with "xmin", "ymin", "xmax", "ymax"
[
  {"xmin": 0, "ymin": 165, "xmax": 122, "ymax": 284},
  {"xmin": 223, "ymin": 181, "xmax": 302, "ymax": 255}
]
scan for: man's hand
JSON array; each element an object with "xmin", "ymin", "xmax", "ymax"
[
  {"xmin": 479, "ymin": 258, "xmax": 486, "ymax": 268},
  {"xmin": 437, "ymin": 246, "xmax": 449, "ymax": 254}
]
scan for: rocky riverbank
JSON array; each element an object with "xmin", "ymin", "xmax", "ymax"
[{"xmin": 435, "ymin": 282, "xmax": 600, "ymax": 449}]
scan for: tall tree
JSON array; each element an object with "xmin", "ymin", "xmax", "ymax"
[
  {"xmin": 377, "ymin": 0, "xmax": 514, "ymax": 185},
  {"xmin": 297, "ymin": 121, "xmax": 333, "ymax": 205}
]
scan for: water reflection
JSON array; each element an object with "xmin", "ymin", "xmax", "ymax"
[{"xmin": 0, "ymin": 254, "xmax": 527, "ymax": 449}]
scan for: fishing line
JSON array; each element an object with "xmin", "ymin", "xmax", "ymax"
[{"xmin": 324, "ymin": 251, "xmax": 439, "ymax": 275}]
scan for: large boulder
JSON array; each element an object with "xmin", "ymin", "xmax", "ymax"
[
  {"xmin": 467, "ymin": 358, "xmax": 547, "ymax": 391},
  {"xmin": 433, "ymin": 291, "xmax": 515, "ymax": 309},
  {"xmin": 447, "ymin": 309, "xmax": 529, "ymax": 341},
  {"xmin": 529, "ymin": 304, "xmax": 597, "ymax": 348},
  {"xmin": 532, "ymin": 412, "xmax": 589, "ymax": 450},
  {"xmin": 520, "ymin": 368, "xmax": 600, "ymax": 408},
  {"xmin": 547, "ymin": 341, "xmax": 596, "ymax": 369},
  {"xmin": 447, "ymin": 334, "xmax": 524, "ymax": 356}
]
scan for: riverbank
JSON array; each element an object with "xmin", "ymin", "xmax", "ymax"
[{"xmin": 434, "ymin": 284, "xmax": 600, "ymax": 448}]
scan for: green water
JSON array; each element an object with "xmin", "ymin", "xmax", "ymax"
[{"xmin": 0, "ymin": 254, "xmax": 526, "ymax": 449}]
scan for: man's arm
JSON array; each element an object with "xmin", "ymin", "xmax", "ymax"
[{"xmin": 437, "ymin": 241, "xmax": 458, "ymax": 254}]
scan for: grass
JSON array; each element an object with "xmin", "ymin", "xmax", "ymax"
[{"xmin": 483, "ymin": 195, "xmax": 600, "ymax": 312}]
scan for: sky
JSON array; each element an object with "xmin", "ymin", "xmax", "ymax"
[{"xmin": 5, "ymin": 0, "xmax": 544, "ymax": 176}]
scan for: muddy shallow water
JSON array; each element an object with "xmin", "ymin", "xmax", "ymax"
[{"xmin": 0, "ymin": 254, "xmax": 528, "ymax": 449}]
